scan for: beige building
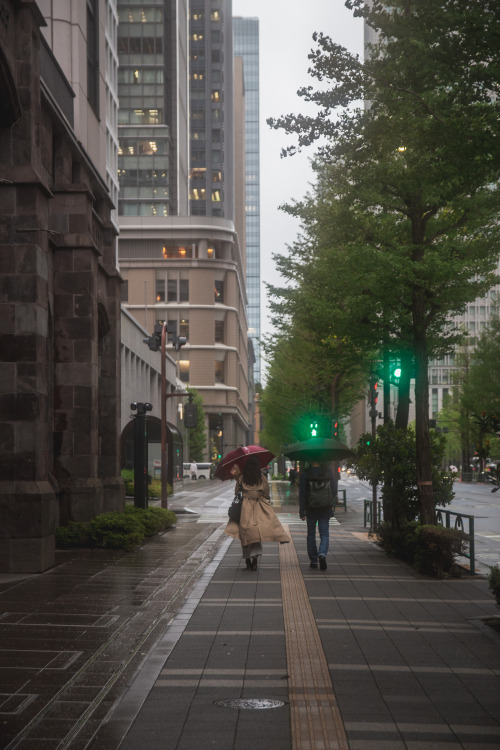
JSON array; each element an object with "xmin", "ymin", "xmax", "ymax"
[{"xmin": 119, "ymin": 216, "xmax": 250, "ymax": 460}]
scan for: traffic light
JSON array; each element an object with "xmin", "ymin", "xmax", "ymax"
[
  {"xmin": 333, "ymin": 419, "xmax": 338, "ymax": 438},
  {"xmin": 392, "ymin": 359, "xmax": 402, "ymax": 384},
  {"xmin": 310, "ymin": 421, "xmax": 318, "ymax": 437},
  {"xmin": 369, "ymin": 377, "xmax": 378, "ymax": 408},
  {"xmin": 173, "ymin": 336, "xmax": 187, "ymax": 351},
  {"xmin": 143, "ymin": 322, "xmax": 163, "ymax": 351},
  {"xmin": 143, "ymin": 333, "xmax": 160, "ymax": 351}
]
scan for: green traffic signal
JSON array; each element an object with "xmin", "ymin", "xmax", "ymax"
[
  {"xmin": 393, "ymin": 366, "xmax": 402, "ymax": 379},
  {"xmin": 310, "ymin": 422, "xmax": 318, "ymax": 437}
]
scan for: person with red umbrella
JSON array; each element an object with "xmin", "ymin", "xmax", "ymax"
[
  {"xmin": 214, "ymin": 445, "xmax": 275, "ymax": 480},
  {"xmin": 223, "ymin": 454, "xmax": 289, "ymax": 570}
]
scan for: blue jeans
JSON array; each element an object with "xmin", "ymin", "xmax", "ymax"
[{"xmin": 306, "ymin": 514, "xmax": 330, "ymax": 562}]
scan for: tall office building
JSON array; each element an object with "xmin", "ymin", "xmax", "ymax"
[
  {"xmin": 233, "ymin": 17, "xmax": 261, "ymax": 384},
  {"xmin": 117, "ymin": 0, "xmax": 250, "ymax": 460},
  {"xmin": 189, "ymin": 0, "xmax": 234, "ymax": 221},
  {"xmin": 428, "ymin": 278, "xmax": 500, "ymax": 419}
]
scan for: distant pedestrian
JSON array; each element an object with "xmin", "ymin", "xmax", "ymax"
[
  {"xmin": 190, "ymin": 460, "xmax": 197, "ymax": 480},
  {"xmin": 225, "ymin": 455, "xmax": 289, "ymax": 570},
  {"xmin": 299, "ymin": 461, "xmax": 336, "ymax": 570}
]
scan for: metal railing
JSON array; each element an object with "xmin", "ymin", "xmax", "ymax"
[
  {"xmin": 363, "ymin": 501, "xmax": 476, "ymax": 576},
  {"xmin": 363, "ymin": 499, "xmax": 383, "ymax": 527},
  {"xmin": 435, "ymin": 507, "xmax": 475, "ymax": 576}
]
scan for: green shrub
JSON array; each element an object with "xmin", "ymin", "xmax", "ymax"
[
  {"xmin": 55, "ymin": 522, "xmax": 91, "ymax": 549},
  {"xmin": 121, "ymin": 469, "xmax": 134, "ymax": 496},
  {"xmin": 377, "ymin": 520, "xmax": 419, "ymax": 564},
  {"xmin": 120, "ymin": 470, "xmax": 171, "ymax": 499},
  {"xmin": 414, "ymin": 525, "xmax": 468, "ymax": 577},
  {"xmin": 487, "ymin": 565, "xmax": 500, "ymax": 606},
  {"xmin": 88, "ymin": 512, "xmax": 145, "ymax": 551},
  {"xmin": 55, "ymin": 507, "xmax": 177, "ymax": 551},
  {"xmin": 148, "ymin": 479, "xmax": 163, "ymax": 498},
  {"xmin": 125, "ymin": 505, "xmax": 177, "ymax": 535}
]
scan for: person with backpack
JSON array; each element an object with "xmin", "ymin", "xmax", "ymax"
[{"xmin": 299, "ymin": 460, "xmax": 337, "ymax": 570}]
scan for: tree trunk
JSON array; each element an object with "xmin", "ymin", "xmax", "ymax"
[{"xmin": 412, "ymin": 290, "xmax": 435, "ymax": 525}]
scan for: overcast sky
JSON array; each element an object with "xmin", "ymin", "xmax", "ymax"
[{"xmin": 231, "ymin": 0, "xmax": 364, "ymax": 372}]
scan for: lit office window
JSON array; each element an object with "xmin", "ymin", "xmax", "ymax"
[
  {"xmin": 156, "ymin": 279, "xmax": 165, "ymax": 302},
  {"xmin": 215, "ymin": 361, "xmax": 224, "ymax": 383},
  {"xmin": 214, "ymin": 280, "xmax": 223, "ymax": 302},
  {"xmin": 179, "ymin": 360, "xmax": 189, "ymax": 383}
]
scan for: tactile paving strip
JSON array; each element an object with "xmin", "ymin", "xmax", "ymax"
[{"xmin": 279, "ymin": 525, "xmax": 349, "ymax": 750}]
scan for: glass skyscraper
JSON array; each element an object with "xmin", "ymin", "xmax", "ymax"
[{"xmin": 233, "ymin": 17, "xmax": 261, "ymax": 383}]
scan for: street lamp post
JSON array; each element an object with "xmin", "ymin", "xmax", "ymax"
[
  {"xmin": 159, "ymin": 322, "xmax": 189, "ymax": 508},
  {"xmin": 144, "ymin": 321, "xmax": 188, "ymax": 508}
]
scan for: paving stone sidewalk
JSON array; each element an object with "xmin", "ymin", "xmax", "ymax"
[
  {"xmin": 93, "ymin": 487, "xmax": 500, "ymax": 750},
  {"xmin": 1, "ymin": 484, "xmax": 500, "ymax": 750}
]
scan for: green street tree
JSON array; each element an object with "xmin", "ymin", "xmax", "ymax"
[
  {"xmin": 185, "ymin": 388, "xmax": 207, "ymax": 462},
  {"xmin": 267, "ymin": 0, "xmax": 500, "ymax": 524},
  {"xmin": 462, "ymin": 314, "xmax": 500, "ymax": 431}
]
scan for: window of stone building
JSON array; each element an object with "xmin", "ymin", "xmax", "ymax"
[
  {"xmin": 215, "ymin": 320, "xmax": 224, "ymax": 343},
  {"xmin": 121, "ymin": 280, "xmax": 128, "ymax": 302},
  {"xmin": 162, "ymin": 245, "xmax": 193, "ymax": 259},
  {"xmin": 179, "ymin": 279, "xmax": 189, "ymax": 302},
  {"xmin": 215, "ymin": 360, "xmax": 224, "ymax": 383},
  {"xmin": 156, "ymin": 279, "xmax": 165, "ymax": 302},
  {"xmin": 179, "ymin": 360, "xmax": 189, "ymax": 383},
  {"xmin": 214, "ymin": 280, "xmax": 223, "ymax": 302},
  {"xmin": 167, "ymin": 279, "xmax": 177, "ymax": 302},
  {"xmin": 87, "ymin": 0, "xmax": 99, "ymax": 114},
  {"xmin": 180, "ymin": 318, "xmax": 189, "ymax": 339},
  {"xmin": 166, "ymin": 317, "xmax": 189, "ymax": 342}
]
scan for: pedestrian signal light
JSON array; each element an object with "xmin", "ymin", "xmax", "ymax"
[
  {"xmin": 333, "ymin": 420, "xmax": 338, "ymax": 437},
  {"xmin": 310, "ymin": 422, "xmax": 318, "ymax": 437},
  {"xmin": 394, "ymin": 366, "xmax": 402, "ymax": 379}
]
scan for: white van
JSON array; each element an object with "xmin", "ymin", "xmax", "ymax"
[{"xmin": 183, "ymin": 462, "xmax": 212, "ymax": 480}]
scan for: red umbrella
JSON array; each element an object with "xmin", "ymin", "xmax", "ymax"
[{"xmin": 214, "ymin": 445, "xmax": 275, "ymax": 481}]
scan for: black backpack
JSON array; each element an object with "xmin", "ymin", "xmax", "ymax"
[{"xmin": 306, "ymin": 476, "xmax": 334, "ymax": 509}]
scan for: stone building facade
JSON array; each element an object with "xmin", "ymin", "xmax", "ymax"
[{"xmin": 0, "ymin": 1, "xmax": 124, "ymax": 573}]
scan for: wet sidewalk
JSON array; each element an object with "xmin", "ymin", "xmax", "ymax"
[{"xmin": 2, "ymin": 484, "xmax": 500, "ymax": 749}]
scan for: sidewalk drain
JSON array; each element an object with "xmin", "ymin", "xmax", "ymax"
[{"xmin": 214, "ymin": 698, "xmax": 285, "ymax": 710}]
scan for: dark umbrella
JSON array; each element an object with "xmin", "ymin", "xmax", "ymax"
[
  {"xmin": 214, "ymin": 445, "xmax": 275, "ymax": 481},
  {"xmin": 283, "ymin": 437, "xmax": 353, "ymax": 462}
]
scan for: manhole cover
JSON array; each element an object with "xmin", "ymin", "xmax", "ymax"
[{"xmin": 214, "ymin": 698, "xmax": 285, "ymax": 710}]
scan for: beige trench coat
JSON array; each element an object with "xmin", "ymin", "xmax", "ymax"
[{"xmin": 224, "ymin": 476, "xmax": 290, "ymax": 546}]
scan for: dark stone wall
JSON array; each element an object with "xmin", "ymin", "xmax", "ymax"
[{"xmin": 0, "ymin": 1, "xmax": 124, "ymax": 573}]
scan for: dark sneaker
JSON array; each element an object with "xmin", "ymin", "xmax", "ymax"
[
  {"xmin": 319, "ymin": 555, "xmax": 327, "ymax": 571},
  {"xmin": 309, "ymin": 562, "xmax": 318, "ymax": 569}
]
